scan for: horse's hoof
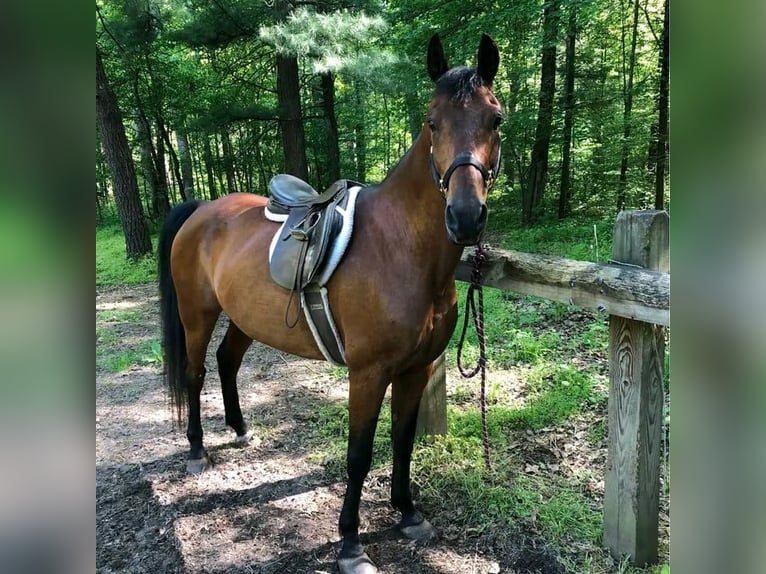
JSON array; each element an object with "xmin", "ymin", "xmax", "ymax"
[
  {"xmin": 338, "ymin": 553, "xmax": 378, "ymax": 574},
  {"xmin": 400, "ymin": 517, "xmax": 437, "ymax": 542},
  {"xmin": 234, "ymin": 430, "xmax": 254, "ymax": 445},
  {"xmin": 186, "ymin": 455, "xmax": 211, "ymax": 474}
]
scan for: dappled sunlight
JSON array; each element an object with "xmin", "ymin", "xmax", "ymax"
[
  {"xmin": 421, "ymin": 547, "xmax": 500, "ymax": 574},
  {"xmin": 96, "ymin": 299, "xmax": 142, "ymax": 312}
]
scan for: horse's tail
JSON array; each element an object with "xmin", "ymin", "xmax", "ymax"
[{"xmin": 158, "ymin": 200, "xmax": 203, "ymax": 426}]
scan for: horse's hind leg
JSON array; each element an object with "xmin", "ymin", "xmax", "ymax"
[
  {"xmin": 181, "ymin": 308, "xmax": 220, "ymax": 474},
  {"xmin": 391, "ymin": 364, "xmax": 437, "ymax": 541},
  {"xmin": 216, "ymin": 321, "xmax": 253, "ymax": 443}
]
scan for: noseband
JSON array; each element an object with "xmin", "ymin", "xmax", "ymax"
[{"xmin": 429, "ymin": 143, "xmax": 502, "ymax": 199}]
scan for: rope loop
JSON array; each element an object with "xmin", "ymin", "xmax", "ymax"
[{"xmin": 456, "ymin": 243, "xmax": 492, "ymax": 470}]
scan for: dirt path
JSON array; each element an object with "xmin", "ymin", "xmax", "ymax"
[{"xmin": 97, "ymin": 285, "xmax": 560, "ymax": 574}]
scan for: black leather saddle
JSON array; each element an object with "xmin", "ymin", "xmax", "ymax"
[{"xmin": 267, "ymin": 175, "xmax": 362, "ymax": 293}]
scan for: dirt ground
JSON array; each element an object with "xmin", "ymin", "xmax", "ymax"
[{"xmin": 96, "ymin": 285, "xmax": 664, "ymax": 574}]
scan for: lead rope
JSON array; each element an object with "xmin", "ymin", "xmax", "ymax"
[{"xmin": 456, "ymin": 243, "xmax": 491, "ymax": 471}]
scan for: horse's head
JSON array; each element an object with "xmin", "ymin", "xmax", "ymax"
[{"xmin": 426, "ymin": 33, "xmax": 502, "ymax": 245}]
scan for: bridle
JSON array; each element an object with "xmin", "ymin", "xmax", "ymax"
[{"xmin": 429, "ymin": 141, "xmax": 502, "ymax": 199}]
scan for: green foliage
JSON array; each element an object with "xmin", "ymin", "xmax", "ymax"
[
  {"xmin": 491, "ymin": 212, "xmax": 615, "ymax": 262},
  {"xmin": 96, "ymin": 226, "xmax": 157, "ymax": 285},
  {"xmin": 451, "ymin": 366, "xmax": 600, "ymax": 436},
  {"xmin": 97, "ymin": 0, "xmax": 668, "ymax": 229},
  {"xmin": 308, "ymin": 400, "xmax": 393, "ymax": 476},
  {"xmin": 259, "ymin": 8, "xmax": 391, "ymax": 75},
  {"xmin": 578, "ymin": 318, "xmax": 609, "ymax": 351},
  {"xmin": 325, "ymin": 365, "xmax": 349, "ymax": 382},
  {"xmin": 97, "ymin": 309, "xmax": 144, "ymax": 322},
  {"xmin": 96, "ymin": 334, "xmax": 162, "ymax": 373},
  {"xmin": 411, "ymin": 435, "xmax": 602, "ymax": 543}
]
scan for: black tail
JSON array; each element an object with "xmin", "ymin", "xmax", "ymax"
[{"xmin": 158, "ymin": 200, "xmax": 203, "ymax": 426}]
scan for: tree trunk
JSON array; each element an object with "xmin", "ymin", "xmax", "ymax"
[
  {"xmin": 503, "ymin": 74, "xmax": 522, "ymax": 194},
  {"xmin": 154, "ymin": 121, "xmax": 174, "ymax": 205},
  {"xmin": 158, "ymin": 116, "xmax": 186, "ymax": 202},
  {"xmin": 176, "ymin": 126, "xmax": 196, "ymax": 200},
  {"xmin": 383, "ymin": 94, "xmax": 391, "ymax": 171},
  {"xmin": 221, "ymin": 128, "xmax": 237, "ymax": 192},
  {"xmin": 203, "ymin": 132, "xmax": 219, "ymax": 200},
  {"xmin": 320, "ymin": 72, "xmax": 341, "ymax": 185},
  {"xmin": 213, "ymin": 132, "xmax": 226, "ymax": 193},
  {"xmin": 616, "ymin": 0, "xmax": 641, "ymax": 212},
  {"xmin": 353, "ymin": 88, "xmax": 367, "ymax": 182},
  {"xmin": 276, "ymin": 54, "xmax": 309, "ymax": 180},
  {"xmin": 134, "ymin": 116, "xmax": 170, "ymax": 220},
  {"xmin": 558, "ymin": 6, "xmax": 577, "ymax": 220},
  {"xmin": 655, "ymin": 0, "xmax": 669, "ymax": 209},
  {"xmin": 252, "ymin": 126, "xmax": 268, "ymax": 192},
  {"xmin": 96, "ymin": 48, "xmax": 152, "ymax": 258},
  {"xmin": 405, "ymin": 93, "xmax": 422, "ymax": 145},
  {"xmin": 235, "ymin": 126, "xmax": 247, "ymax": 192},
  {"xmin": 96, "ymin": 127, "xmax": 109, "ymax": 221},
  {"xmin": 96, "ymin": 139, "xmax": 106, "ymax": 222},
  {"xmin": 524, "ymin": 0, "xmax": 560, "ymax": 225}
]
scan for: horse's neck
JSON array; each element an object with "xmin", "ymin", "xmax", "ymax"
[{"xmin": 377, "ymin": 129, "xmax": 464, "ymax": 286}]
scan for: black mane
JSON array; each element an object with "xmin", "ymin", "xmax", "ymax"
[{"xmin": 434, "ymin": 67, "xmax": 486, "ymax": 102}]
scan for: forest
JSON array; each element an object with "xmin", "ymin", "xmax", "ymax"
[
  {"xmin": 96, "ymin": 3, "xmax": 671, "ymax": 572},
  {"xmin": 96, "ymin": 0, "xmax": 669, "ymax": 259}
]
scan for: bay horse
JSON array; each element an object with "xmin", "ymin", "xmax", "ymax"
[{"xmin": 158, "ymin": 33, "xmax": 503, "ymax": 574}]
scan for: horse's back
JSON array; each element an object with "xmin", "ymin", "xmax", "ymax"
[{"xmin": 171, "ymin": 192, "xmax": 324, "ymax": 360}]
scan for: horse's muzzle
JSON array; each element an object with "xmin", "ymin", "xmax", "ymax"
[{"xmin": 445, "ymin": 199, "xmax": 488, "ymax": 245}]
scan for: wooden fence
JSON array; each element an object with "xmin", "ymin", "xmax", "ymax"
[{"xmin": 416, "ymin": 210, "xmax": 669, "ymax": 566}]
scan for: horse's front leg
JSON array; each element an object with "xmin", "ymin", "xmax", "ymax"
[
  {"xmin": 337, "ymin": 366, "xmax": 388, "ymax": 574},
  {"xmin": 390, "ymin": 364, "xmax": 438, "ymax": 541}
]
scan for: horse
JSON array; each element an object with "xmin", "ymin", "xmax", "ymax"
[{"xmin": 158, "ymin": 33, "xmax": 503, "ymax": 574}]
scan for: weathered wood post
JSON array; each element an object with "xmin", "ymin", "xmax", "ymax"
[
  {"xmin": 416, "ymin": 351, "xmax": 448, "ymax": 436},
  {"xmin": 604, "ymin": 210, "xmax": 669, "ymax": 566}
]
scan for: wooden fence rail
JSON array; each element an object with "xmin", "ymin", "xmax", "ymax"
[{"xmin": 417, "ymin": 210, "xmax": 669, "ymax": 567}]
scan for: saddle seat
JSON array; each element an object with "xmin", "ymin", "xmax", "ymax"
[
  {"xmin": 264, "ymin": 175, "xmax": 364, "ymax": 366},
  {"xmin": 266, "ymin": 174, "xmax": 325, "ymax": 215}
]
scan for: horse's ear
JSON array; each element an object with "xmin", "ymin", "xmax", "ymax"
[
  {"xmin": 477, "ymin": 33, "xmax": 499, "ymax": 85},
  {"xmin": 427, "ymin": 34, "xmax": 450, "ymax": 82}
]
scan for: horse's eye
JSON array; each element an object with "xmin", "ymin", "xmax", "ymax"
[
  {"xmin": 493, "ymin": 115, "xmax": 504, "ymax": 130},
  {"xmin": 428, "ymin": 118, "xmax": 437, "ymax": 132}
]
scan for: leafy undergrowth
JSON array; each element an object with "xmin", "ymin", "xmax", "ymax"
[
  {"xmin": 485, "ymin": 201, "xmax": 614, "ymax": 263},
  {"xmin": 96, "ymin": 309, "xmax": 162, "ymax": 372},
  {"xmin": 96, "ymin": 226, "xmax": 158, "ymax": 285}
]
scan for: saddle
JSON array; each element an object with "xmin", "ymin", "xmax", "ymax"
[
  {"xmin": 266, "ymin": 175, "xmax": 361, "ymax": 291},
  {"xmin": 265, "ymin": 175, "xmax": 364, "ymax": 366}
]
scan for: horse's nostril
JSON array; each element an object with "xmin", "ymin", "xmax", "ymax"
[
  {"xmin": 445, "ymin": 205, "xmax": 458, "ymax": 229},
  {"xmin": 478, "ymin": 204, "xmax": 488, "ymax": 227}
]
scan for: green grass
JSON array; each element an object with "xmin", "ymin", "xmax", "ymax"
[
  {"xmin": 487, "ymin": 207, "xmax": 614, "ymax": 263},
  {"xmin": 411, "ymin": 434, "xmax": 602, "ymax": 544},
  {"xmin": 307, "ymin": 400, "xmax": 393, "ymax": 475},
  {"xmin": 96, "ymin": 327, "xmax": 119, "ymax": 345},
  {"xmin": 96, "ymin": 336, "xmax": 162, "ymax": 373},
  {"xmin": 97, "ymin": 309, "xmax": 144, "ymax": 322},
  {"xmin": 325, "ymin": 365, "xmax": 349, "ymax": 382},
  {"xmin": 577, "ymin": 318, "xmax": 609, "ymax": 351},
  {"xmin": 451, "ymin": 366, "xmax": 603, "ymax": 437},
  {"xmin": 447, "ymin": 285, "xmax": 571, "ymax": 370},
  {"xmin": 96, "ymin": 226, "xmax": 158, "ymax": 285},
  {"xmin": 307, "ymin": 360, "xmax": 606, "ymax": 548}
]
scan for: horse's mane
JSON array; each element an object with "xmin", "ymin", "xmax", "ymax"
[{"xmin": 435, "ymin": 67, "xmax": 486, "ymax": 103}]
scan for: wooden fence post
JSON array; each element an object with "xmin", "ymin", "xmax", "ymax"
[
  {"xmin": 416, "ymin": 351, "xmax": 448, "ymax": 436},
  {"xmin": 604, "ymin": 210, "xmax": 669, "ymax": 566}
]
